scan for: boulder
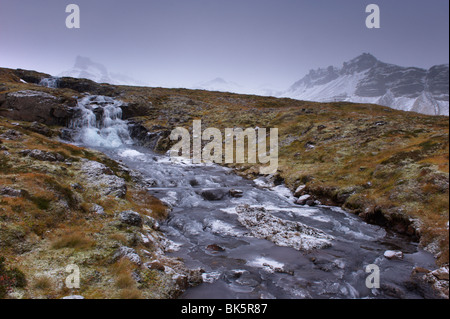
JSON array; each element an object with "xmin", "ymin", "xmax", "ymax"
[
  {"xmin": 144, "ymin": 261, "xmax": 165, "ymax": 272},
  {"xmin": 296, "ymin": 194, "xmax": 311, "ymax": 205},
  {"xmin": 81, "ymin": 160, "xmax": 127, "ymax": 198},
  {"xmin": 431, "ymin": 267, "xmax": 449, "ymax": 281},
  {"xmin": 119, "ymin": 210, "xmax": 143, "ymax": 227},
  {"xmin": 0, "ymin": 90, "xmax": 75, "ymax": 126},
  {"xmin": 235, "ymin": 205, "xmax": 333, "ymax": 251},
  {"xmin": 294, "ymin": 185, "xmax": 306, "ymax": 197}
]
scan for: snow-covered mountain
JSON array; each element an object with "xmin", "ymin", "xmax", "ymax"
[
  {"xmin": 59, "ymin": 56, "xmax": 147, "ymax": 87},
  {"xmin": 192, "ymin": 77, "xmax": 245, "ymax": 94},
  {"xmin": 282, "ymin": 53, "xmax": 449, "ymax": 116}
]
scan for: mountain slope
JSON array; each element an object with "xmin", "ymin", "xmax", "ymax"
[{"xmin": 283, "ymin": 53, "xmax": 449, "ymax": 116}]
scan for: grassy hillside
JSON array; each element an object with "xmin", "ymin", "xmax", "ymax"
[{"xmin": 120, "ymin": 86, "xmax": 449, "ymax": 266}]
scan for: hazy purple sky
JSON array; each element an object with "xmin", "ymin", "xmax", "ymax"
[{"xmin": 0, "ymin": 0, "xmax": 448, "ymax": 88}]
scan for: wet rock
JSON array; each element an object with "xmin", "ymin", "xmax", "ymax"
[
  {"xmin": 267, "ymin": 174, "xmax": 284, "ymax": 186},
  {"xmin": 189, "ymin": 179, "xmax": 199, "ymax": 187},
  {"xmin": 296, "ymin": 194, "xmax": 311, "ymax": 205},
  {"xmin": 294, "ymin": 185, "xmax": 306, "ymax": 197},
  {"xmin": 306, "ymin": 200, "xmax": 316, "ymax": 207},
  {"xmin": 200, "ymin": 188, "xmax": 227, "ymax": 201},
  {"xmin": 229, "ymin": 189, "xmax": 244, "ymax": 198},
  {"xmin": 206, "ymin": 244, "xmax": 225, "ymax": 252},
  {"xmin": 119, "ymin": 210, "xmax": 143, "ymax": 227},
  {"xmin": 412, "ymin": 267, "xmax": 431, "ymax": 275},
  {"xmin": 384, "ymin": 250, "xmax": 404, "ymax": 260},
  {"xmin": 236, "ymin": 205, "xmax": 333, "ymax": 251}
]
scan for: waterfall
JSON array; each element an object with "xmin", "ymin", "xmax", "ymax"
[
  {"xmin": 69, "ymin": 95, "xmax": 133, "ymax": 148},
  {"xmin": 39, "ymin": 77, "xmax": 59, "ymax": 88}
]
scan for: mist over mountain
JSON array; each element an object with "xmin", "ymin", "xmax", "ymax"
[
  {"xmin": 59, "ymin": 56, "xmax": 148, "ymax": 87},
  {"xmin": 282, "ymin": 53, "xmax": 449, "ymax": 116},
  {"xmin": 191, "ymin": 77, "xmax": 245, "ymax": 94}
]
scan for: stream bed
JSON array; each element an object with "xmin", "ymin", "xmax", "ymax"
[{"xmin": 66, "ymin": 94, "xmax": 439, "ymax": 299}]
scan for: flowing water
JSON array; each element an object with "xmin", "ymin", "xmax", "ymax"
[{"xmin": 65, "ymin": 95, "xmax": 438, "ymax": 299}]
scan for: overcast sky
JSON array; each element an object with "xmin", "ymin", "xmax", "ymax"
[{"xmin": 0, "ymin": 0, "xmax": 448, "ymax": 89}]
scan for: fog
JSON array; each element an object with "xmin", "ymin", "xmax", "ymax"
[{"xmin": 0, "ymin": 0, "xmax": 448, "ymax": 90}]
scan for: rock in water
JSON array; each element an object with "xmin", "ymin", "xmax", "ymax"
[
  {"xmin": 235, "ymin": 205, "xmax": 333, "ymax": 251},
  {"xmin": 296, "ymin": 194, "xmax": 311, "ymax": 205},
  {"xmin": 229, "ymin": 189, "xmax": 244, "ymax": 198},
  {"xmin": 200, "ymin": 189, "xmax": 227, "ymax": 201},
  {"xmin": 294, "ymin": 185, "xmax": 306, "ymax": 197},
  {"xmin": 384, "ymin": 250, "xmax": 404, "ymax": 260}
]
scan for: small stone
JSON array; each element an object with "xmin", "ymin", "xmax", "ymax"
[
  {"xmin": 200, "ymin": 189, "xmax": 227, "ymax": 201},
  {"xmin": 90, "ymin": 204, "xmax": 105, "ymax": 215},
  {"xmin": 306, "ymin": 200, "xmax": 316, "ymax": 207},
  {"xmin": 144, "ymin": 216, "xmax": 160, "ymax": 230},
  {"xmin": 294, "ymin": 185, "xmax": 306, "ymax": 197},
  {"xmin": 113, "ymin": 246, "xmax": 142, "ymax": 265},
  {"xmin": 145, "ymin": 261, "xmax": 165, "ymax": 271},
  {"xmin": 296, "ymin": 194, "xmax": 311, "ymax": 205},
  {"xmin": 412, "ymin": 267, "xmax": 430, "ymax": 275},
  {"xmin": 71, "ymin": 183, "xmax": 84, "ymax": 191},
  {"xmin": 229, "ymin": 189, "xmax": 244, "ymax": 198},
  {"xmin": 206, "ymin": 244, "xmax": 225, "ymax": 252},
  {"xmin": 384, "ymin": 250, "xmax": 403, "ymax": 260}
]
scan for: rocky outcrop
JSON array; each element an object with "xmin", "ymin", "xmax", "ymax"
[
  {"xmin": 81, "ymin": 160, "xmax": 127, "ymax": 198},
  {"xmin": 236, "ymin": 205, "xmax": 333, "ymax": 251},
  {"xmin": 20, "ymin": 149, "xmax": 65, "ymax": 162},
  {"xmin": 0, "ymin": 90, "xmax": 75, "ymax": 126}
]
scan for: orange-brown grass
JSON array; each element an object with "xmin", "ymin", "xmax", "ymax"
[{"xmin": 51, "ymin": 231, "xmax": 96, "ymax": 250}]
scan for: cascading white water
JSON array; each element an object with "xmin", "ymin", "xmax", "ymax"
[
  {"xmin": 39, "ymin": 77, "xmax": 59, "ymax": 88},
  {"xmin": 69, "ymin": 95, "xmax": 133, "ymax": 148}
]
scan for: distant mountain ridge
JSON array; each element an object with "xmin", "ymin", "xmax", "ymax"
[
  {"xmin": 192, "ymin": 77, "xmax": 244, "ymax": 93},
  {"xmin": 59, "ymin": 56, "xmax": 147, "ymax": 87},
  {"xmin": 282, "ymin": 53, "xmax": 449, "ymax": 116}
]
